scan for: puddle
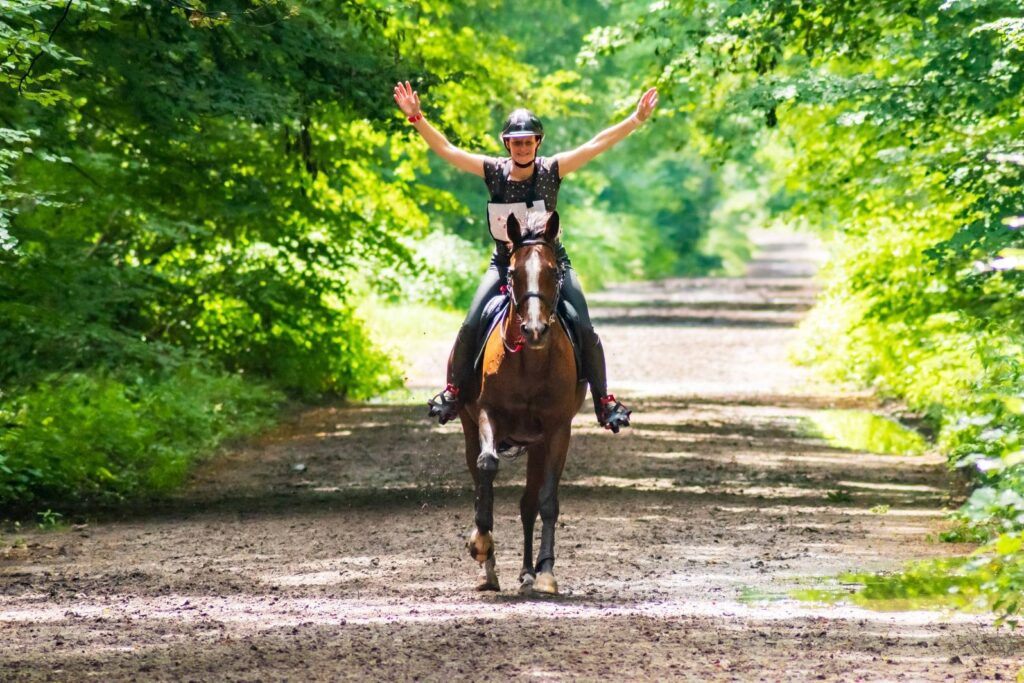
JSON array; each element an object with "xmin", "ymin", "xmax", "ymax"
[
  {"xmin": 793, "ymin": 559, "xmax": 991, "ymax": 614},
  {"xmin": 737, "ymin": 585, "xmax": 789, "ymax": 604}
]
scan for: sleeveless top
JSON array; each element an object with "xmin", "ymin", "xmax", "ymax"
[{"xmin": 482, "ymin": 156, "xmax": 568, "ymax": 265}]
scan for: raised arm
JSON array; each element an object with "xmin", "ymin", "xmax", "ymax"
[
  {"xmin": 393, "ymin": 81, "xmax": 488, "ymax": 178},
  {"xmin": 553, "ymin": 87, "xmax": 659, "ymax": 178}
]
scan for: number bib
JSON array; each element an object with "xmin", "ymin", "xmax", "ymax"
[{"xmin": 486, "ymin": 200, "xmax": 547, "ymax": 242}]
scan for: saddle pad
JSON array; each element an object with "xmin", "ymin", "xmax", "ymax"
[{"xmin": 473, "ymin": 295, "xmax": 584, "ymax": 381}]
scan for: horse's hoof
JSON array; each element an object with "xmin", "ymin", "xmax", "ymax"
[
  {"xmin": 476, "ymin": 555, "xmax": 499, "ymax": 591},
  {"xmin": 467, "ymin": 529, "xmax": 493, "ymax": 564},
  {"xmin": 519, "ymin": 573, "xmax": 536, "ymax": 594},
  {"xmin": 533, "ymin": 572, "xmax": 558, "ymax": 595},
  {"xmin": 477, "ymin": 451, "xmax": 499, "ymax": 472},
  {"xmin": 476, "ymin": 578, "xmax": 501, "ymax": 592}
]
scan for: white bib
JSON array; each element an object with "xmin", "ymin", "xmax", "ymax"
[{"xmin": 486, "ymin": 200, "xmax": 547, "ymax": 242}]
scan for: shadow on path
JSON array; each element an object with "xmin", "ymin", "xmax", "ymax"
[{"xmin": 1, "ymin": 230, "xmax": 1019, "ymax": 682}]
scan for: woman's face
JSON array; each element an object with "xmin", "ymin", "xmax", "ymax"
[{"xmin": 505, "ymin": 135, "xmax": 541, "ymax": 164}]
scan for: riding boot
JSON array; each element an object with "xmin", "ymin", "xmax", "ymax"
[
  {"xmin": 582, "ymin": 333, "xmax": 632, "ymax": 433},
  {"xmin": 427, "ymin": 324, "xmax": 476, "ymax": 425}
]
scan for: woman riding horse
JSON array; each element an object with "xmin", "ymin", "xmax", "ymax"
[{"xmin": 393, "ymin": 81, "xmax": 659, "ymax": 432}]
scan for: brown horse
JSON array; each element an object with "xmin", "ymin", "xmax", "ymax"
[{"xmin": 458, "ymin": 210, "xmax": 586, "ymax": 594}]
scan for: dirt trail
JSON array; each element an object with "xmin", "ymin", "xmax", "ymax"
[{"xmin": 2, "ymin": 232, "xmax": 1022, "ymax": 681}]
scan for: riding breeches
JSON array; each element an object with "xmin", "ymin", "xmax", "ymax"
[{"xmin": 447, "ymin": 257, "xmax": 610, "ymax": 404}]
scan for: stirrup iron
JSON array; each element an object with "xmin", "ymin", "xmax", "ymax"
[
  {"xmin": 427, "ymin": 384, "xmax": 461, "ymax": 425},
  {"xmin": 598, "ymin": 394, "xmax": 631, "ymax": 433}
]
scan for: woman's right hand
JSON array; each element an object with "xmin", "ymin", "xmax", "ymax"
[
  {"xmin": 634, "ymin": 87, "xmax": 659, "ymax": 123},
  {"xmin": 393, "ymin": 81, "xmax": 421, "ymax": 118},
  {"xmin": 391, "ymin": 80, "xmax": 486, "ymax": 177}
]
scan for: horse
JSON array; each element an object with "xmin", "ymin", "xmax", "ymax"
[{"xmin": 457, "ymin": 210, "xmax": 586, "ymax": 595}]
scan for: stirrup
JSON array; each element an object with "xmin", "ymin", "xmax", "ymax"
[
  {"xmin": 597, "ymin": 394, "xmax": 631, "ymax": 434},
  {"xmin": 427, "ymin": 384, "xmax": 461, "ymax": 425}
]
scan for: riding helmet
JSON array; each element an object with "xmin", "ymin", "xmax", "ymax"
[{"xmin": 500, "ymin": 109, "xmax": 544, "ymax": 141}]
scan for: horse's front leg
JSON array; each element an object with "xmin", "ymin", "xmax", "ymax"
[
  {"xmin": 467, "ymin": 408, "xmax": 500, "ymax": 591},
  {"xmin": 519, "ymin": 445, "xmax": 544, "ymax": 592},
  {"xmin": 533, "ymin": 424, "xmax": 571, "ymax": 595}
]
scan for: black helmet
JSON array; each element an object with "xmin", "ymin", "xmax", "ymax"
[{"xmin": 501, "ymin": 109, "xmax": 544, "ymax": 141}]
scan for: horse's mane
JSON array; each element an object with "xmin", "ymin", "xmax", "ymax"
[{"xmin": 519, "ymin": 211, "xmax": 554, "ymax": 242}]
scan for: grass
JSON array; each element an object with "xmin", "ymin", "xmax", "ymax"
[
  {"xmin": 808, "ymin": 410, "xmax": 928, "ymax": 456},
  {"xmin": 358, "ymin": 300, "xmax": 464, "ymax": 404},
  {"xmin": 359, "ymin": 301, "xmax": 464, "ymax": 348}
]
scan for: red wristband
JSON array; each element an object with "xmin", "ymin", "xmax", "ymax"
[{"xmin": 408, "ymin": 113, "xmax": 423, "ymax": 123}]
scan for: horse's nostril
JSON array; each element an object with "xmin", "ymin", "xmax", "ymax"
[
  {"xmin": 523, "ymin": 322, "xmax": 550, "ymax": 343},
  {"xmin": 520, "ymin": 323, "xmax": 528, "ymax": 335}
]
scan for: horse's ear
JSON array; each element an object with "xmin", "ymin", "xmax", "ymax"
[
  {"xmin": 506, "ymin": 212, "xmax": 523, "ymax": 245},
  {"xmin": 544, "ymin": 211, "xmax": 560, "ymax": 242}
]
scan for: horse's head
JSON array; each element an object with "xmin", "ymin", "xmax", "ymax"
[{"xmin": 505, "ymin": 211, "xmax": 563, "ymax": 350}]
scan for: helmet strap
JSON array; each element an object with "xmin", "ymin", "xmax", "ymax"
[{"xmin": 513, "ymin": 158, "xmax": 536, "ymax": 169}]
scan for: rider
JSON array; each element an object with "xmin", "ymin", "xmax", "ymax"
[{"xmin": 393, "ymin": 81, "xmax": 659, "ymax": 432}]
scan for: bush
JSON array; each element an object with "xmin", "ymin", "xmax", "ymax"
[
  {"xmin": 795, "ymin": 207, "xmax": 1024, "ymax": 625},
  {"xmin": 372, "ymin": 230, "xmax": 489, "ymax": 311},
  {"xmin": 560, "ymin": 204, "xmax": 673, "ymax": 288},
  {"xmin": 0, "ymin": 365, "xmax": 281, "ymax": 508}
]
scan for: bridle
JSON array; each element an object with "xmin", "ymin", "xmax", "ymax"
[
  {"xmin": 507, "ymin": 239, "xmax": 564, "ymax": 311},
  {"xmin": 503, "ymin": 239, "xmax": 564, "ymax": 352}
]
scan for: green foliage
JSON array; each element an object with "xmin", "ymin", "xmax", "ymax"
[
  {"xmin": 797, "ymin": 559, "xmax": 983, "ymax": 612},
  {"xmin": 593, "ymin": 0, "xmax": 1024, "ymax": 622},
  {"xmin": 8, "ymin": 1, "xmax": 1018, "ymax": 637},
  {"xmin": 35, "ymin": 509, "xmax": 65, "ymax": 531},
  {"xmin": 397, "ymin": 0, "xmax": 743, "ymax": 296},
  {"xmin": 939, "ymin": 522, "xmax": 994, "ymax": 544},
  {"xmin": 825, "ymin": 489, "xmax": 853, "ymax": 503},
  {"xmin": 0, "ymin": 365, "xmax": 280, "ymax": 507},
  {"xmin": 371, "ymin": 231, "xmax": 489, "ymax": 311},
  {"xmin": 560, "ymin": 204, "xmax": 670, "ymax": 287},
  {"xmin": 0, "ymin": 0, "xmax": 572, "ymax": 506}
]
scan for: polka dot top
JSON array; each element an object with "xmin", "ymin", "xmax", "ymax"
[
  {"xmin": 483, "ymin": 156, "xmax": 562, "ymax": 209},
  {"xmin": 483, "ymin": 156, "xmax": 569, "ymax": 265}
]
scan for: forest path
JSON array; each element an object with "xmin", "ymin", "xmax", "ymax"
[{"xmin": 2, "ymin": 232, "xmax": 1022, "ymax": 681}]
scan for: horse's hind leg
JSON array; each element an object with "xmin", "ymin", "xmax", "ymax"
[
  {"xmin": 533, "ymin": 425, "xmax": 571, "ymax": 595},
  {"xmin": 465, "ymin": 410, "xmax": 500, "ymax": 591}
]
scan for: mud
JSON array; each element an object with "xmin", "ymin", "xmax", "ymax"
[{"xmin": 2, "ymin": 231, "xmax": 1021, "ymax": 681}]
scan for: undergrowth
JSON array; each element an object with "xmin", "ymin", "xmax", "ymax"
[
  {"xmin": 0, "ymin": 364, "xmax": 282, "ymax": 510},
  {"xmin": 796, "ymin": 211, "xmax": 1024, "ymax": 627}
]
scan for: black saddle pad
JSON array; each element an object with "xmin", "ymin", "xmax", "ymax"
[{"xmin": 473, "ymin": 295, "xmax": 584, "ymax": 380}]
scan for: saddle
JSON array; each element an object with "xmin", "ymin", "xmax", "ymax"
[{"xmin": 473, "ymin": 293, "xmax": 584, "ymax": 381}]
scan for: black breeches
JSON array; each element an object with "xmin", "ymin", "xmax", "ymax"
[
  {"xmin": 560, "ymin": 267, "xmax": 595, "ymax": 338},
  {"xmin": 461, "ymin": 263, "xmax": 594, "ymax": 335},
  {"xmin": 446, "ymin": 264, "xmax": 503, "ymax": 389},
  {"xmin": 448, "ymin": 260, "xmax": 607, "ymax": 402}
]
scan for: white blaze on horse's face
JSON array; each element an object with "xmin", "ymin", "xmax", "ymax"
[
  {"xmin": 514, "ymin": 245, "xmax": 557, "ymax": 350},
  {"xmin": 525, "ymin": 248, "xmax": 543, "ymax": 323}
]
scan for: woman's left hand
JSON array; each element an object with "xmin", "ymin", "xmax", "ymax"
[
  {"xmin": 393, "ymin": 80, "xmax": 422, "ymax": 118},
  {"xmin": 634, "ymin": 87, "xmax": 659, "ymax": 123}
]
